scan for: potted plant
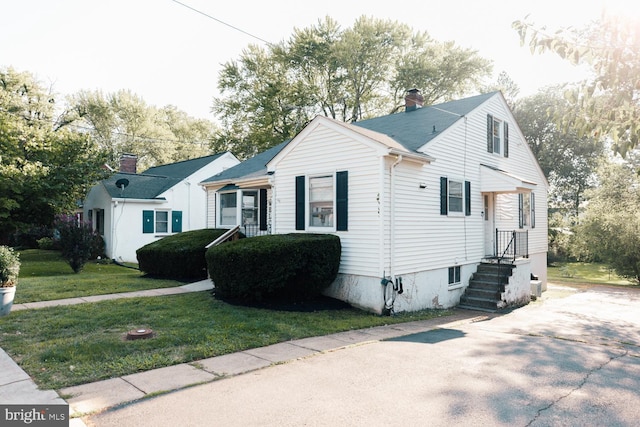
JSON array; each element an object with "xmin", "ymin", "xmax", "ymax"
[{"xmin": 0, "ymin": 246, "xmax": 20, "ymax": 316}]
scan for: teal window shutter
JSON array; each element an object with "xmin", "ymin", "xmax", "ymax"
[
  {"xmin": 504, "ymin": 122, "xmax": 509, "ymax": 158},
  {"xmin": 336, "ymin": 171, "xmax": 348, "ymax": 231},
  {"xmin": 465, "ymin": 181, "xmax": 471, "ymax": 216},
  {"xmin": 518, "ymin": 194, "xmax": 524, "ymax": 229},
  {"xmin": 259, "ymin": 189, "xmax": 268, "ymax": 231},
  {"xmin": 143, "ymin": 210, "xmax": 154, "ymax": 233},
  {"xmin": 171, "ymin": 211, "xmax": 182, "ymax": 233},
  {"xmin": 295, "ymin": 176, "xmax": 305, "ymax": 230},
  {"xmin": 487, "ymin": 114, "xmax": 494, "ymax": 153},
  {"xmin": 440, "ymin": 177, "xmax": 448, "ymax": 215}
]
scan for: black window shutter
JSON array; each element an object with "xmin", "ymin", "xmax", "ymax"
[
  {"xmin": 440, "ymin": 177, "xmax": 448, "ymax": 215},
  {"xmin": 518, "ymin": 193, "xmax": 524, "ymax": 229},
  {"xmin": 295, "ymin": 176, "xmax": 305, "ymax": 230},
  {"xmin": 487, "ymin": 114, "xmax": 494, "ymax": 153},
  {"xmin": 531, "ymin": 192, "xmax": 536, "ymax": 229},
  {"xmin": 259, "ymin": 188, "xmax": 268, "ymax": 231},
  {"xmin": 336, "ymin": 171, "xmax": 348, "ymax": 231},
  {"xmin": 464, "ymin": 181, "xmax": 471, "ymax": 216},
  {"xmin": 504, "ymin": 122, "xmax": 509, "ymax": 158}
]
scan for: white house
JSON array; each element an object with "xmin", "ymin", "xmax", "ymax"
[
  {"xmin": 201, "ymin": 91, "xmax": 548, "ymax": 314},
  {"xmin": 84, "ymin": 152, "xmax": 239, "ymax": 263}
]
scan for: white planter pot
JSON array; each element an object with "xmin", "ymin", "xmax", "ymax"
[{"xmin": 0, "ymin": 286, "xmax": 16, "ymax": 316}]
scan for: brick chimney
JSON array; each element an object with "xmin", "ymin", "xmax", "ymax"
[
  {"xmin": 405, "ymin": 88, "xmax": 424, "ymax": 112},
  {"xmin": 119, "ymin": 153, "xmax": 137, "ymax": 173}
]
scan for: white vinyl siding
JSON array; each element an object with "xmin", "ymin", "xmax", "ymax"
[{"xmin": 272, "ymin": 123, "xmax": 382, "ymax": 276}]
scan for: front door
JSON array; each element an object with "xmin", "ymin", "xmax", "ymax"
[{"xmin": 483, "ymin": 193, "xmax": 495, "ymax": 256}]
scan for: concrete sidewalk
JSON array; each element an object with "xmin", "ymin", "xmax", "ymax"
[{"xmin": 0, "ymin": 278, "xmax": 488, "ymax": 425}]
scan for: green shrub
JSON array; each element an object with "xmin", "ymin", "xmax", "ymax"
[
  {"xmin": 55, "ymin": 215, "xmax": 99, "ymax": 273},
  {"xmin": 36, "ymin": 237, "xmax": 54, "ymax": 250},
  {"xmin": 137, "ymin": 229, "xmax": 241, "ymax": 280},
  {"xmin": 0, "ymin": 246, "xmax": 20, "ymax": 287},
  {"xmin": 206, "ymin": 233, "xmax": 341, "ymax": 302}
]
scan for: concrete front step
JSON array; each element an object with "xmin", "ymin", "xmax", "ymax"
[
  {"xmin": 465, "ymin": 287, "xmax": 501, "ymax": 300},
  {"xmin": 459, "ymin": 295, "xmax": 499, "ymax": 311}
]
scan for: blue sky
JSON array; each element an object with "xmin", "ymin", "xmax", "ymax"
[{"xmin": 1, "ymin": 0, "xmax": 633, "ymax": 120}]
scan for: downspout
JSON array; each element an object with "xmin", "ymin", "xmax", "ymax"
[{"xmin": 390, "ymin": 155, "xmax": 403, "ymax": 279}]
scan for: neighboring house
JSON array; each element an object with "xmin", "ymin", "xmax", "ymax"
[
  {"xmin": 201, "ymin": 91, "xmax": 548, "ymax": 314},
  {"xmin": 84, "ymin": 152, "xmax": 240, "ymax": 263}
]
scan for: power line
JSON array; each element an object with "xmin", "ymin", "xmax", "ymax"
[{"xmin": 170, "ymin": 0, "xmax": 273, "ymax": 46}]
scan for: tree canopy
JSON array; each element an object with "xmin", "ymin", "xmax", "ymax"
[
  {"xmin": 514, "ymin": 14, "xmax": 640, "ymax": 157},
  {"xmin": 0, "ymin": 67, "xmax": 110, "ymax": 243},
  {"xmin": 213, "ymin": 16, "xmax": 493, "ymax": 159},
  {"xmin": 62, "ymin": 90, "xmax": 216, "ymax": 171},
  {"xmin": 513, "ymin": 88, "xmax": 604, "ymax": 219}
]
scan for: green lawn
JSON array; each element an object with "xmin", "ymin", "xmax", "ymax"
[
  {"xmin": 16, "ymin": 250, "xmax": 185, "ymax": 303},
  {"xmin": 548, "ymin": 261, "xmax": 635, "ymax": 286},
  {"xmin": 1, "ymin": 250, "xmax": 452, "ymax": 390}
]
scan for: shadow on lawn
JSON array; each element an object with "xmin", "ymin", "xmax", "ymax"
[{"xmin": 212, "ymin": 291, "xmax": 354, "ymax": 312}]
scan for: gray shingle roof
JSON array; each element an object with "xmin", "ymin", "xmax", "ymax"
[
  {"xmin": 201, "ymin": 141, "xmax": 288, "ymax": 184},
  {"xmin": 102, "ymin": 172, "xmax": 179, "ymax": 199},
  {"xmin": 201, "ymin": 92, "xmax": 497, "ymax": 186},
  {"xmin": 102, "ymin": 153, "xmax": 227, "ymax": 199},
  {"xmin": 353, "ymin": 92, "xmax": 498, "ymax": 151},
  {"xmin": 142, "ymin": 153, "xmax": 226, "ymax": 180}
]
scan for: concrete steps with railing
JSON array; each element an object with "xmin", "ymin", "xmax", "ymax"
[{"xmin": 458, "ymin": 262, "xmax": 515, "ymax": 312}]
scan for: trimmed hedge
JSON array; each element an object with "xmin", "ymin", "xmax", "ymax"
[
  {"xmin": 206, "ymin": 233, "xmax": 341, "ymax": 302},
  {"xmin": 137, "ymin": 229, "xmax": 242, "ymax": 280}
]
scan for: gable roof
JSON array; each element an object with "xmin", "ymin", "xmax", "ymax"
[
  {"xmin": 353, "ymin": 91, "xmax": 498, "ymax": 152},
  {"xmin": 201, "ymin": 141, "xmax": 289, "ymax": 184},
  {"xmin": 101, "ymin": 172, "xmax": 179, "ymax": 200},
  {"xmin": 142, "ymin": 153, "xmax": 226, "ymax": 180},
  {"xmin": 101, "ymin": 153, "xmax": 229, "ymax": 200}
]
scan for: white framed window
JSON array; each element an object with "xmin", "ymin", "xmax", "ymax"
[
  {"xmin": 448, "ymin": 266, "xmax": 461, "ymax": 285},
  {"xmin": 242, "ymin": 191, "xmax": 258, "ymax": 226},
  {"xmin": 492, "ymin": 117, "xmax": 502, "ymax": 155},
  {"xmin": 219, "ymin": 192, "xmax": 237, "ymax": 226},
  {"xmin": 309, "ymin": 175, "xmax": 334, "ymax": 228},
  {"xmin": 519, "ymin": 192, "xmax": 536, "ymax": 229},
  {"xmin": 448, "ymin": 180, "xmax": 463, "ymax": 214},
  {"xmin": 155, "ymin": 211, "xmax": 169, "ymax": 233}
]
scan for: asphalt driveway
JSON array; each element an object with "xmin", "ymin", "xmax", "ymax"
[{"xmin": 86, "ymin": 283, "xmax": 640, "ymax": 427}]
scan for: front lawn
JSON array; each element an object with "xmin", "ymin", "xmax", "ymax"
[
  {"xmin": 548, "ymin": 261, "xmax": 635, "ymax": 286},
  {"xmin": 0, "ymin": 293, "xmax": 451, "ymax": 390},
  {"xmin": 16, "ymin": 250, "xmax": 184, "ymax": 303},
  {"xmin": 1, "ymin": 249, "xmax": 453, "ymax": 390}
]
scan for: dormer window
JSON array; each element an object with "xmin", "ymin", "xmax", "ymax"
[{"xmin": 487, "ymin": 114, "xmax": 509, "ymax": 158}]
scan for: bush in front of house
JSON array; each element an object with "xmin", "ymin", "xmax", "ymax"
[
  {"xmin": 206, "ymin": 233, "xmax": 341, "ymax": 302},
  {"xmin": 137, "ymin": 229, "xmax": 242, "ymax": 280},
  {"xmin": 55, "ymin": 215, "xmax": 102, "ymax": 273}
]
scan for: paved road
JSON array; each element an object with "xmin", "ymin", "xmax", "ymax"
[{"xmin": 86, "ymin": 284, "xmax": 640, "ymax": 427}]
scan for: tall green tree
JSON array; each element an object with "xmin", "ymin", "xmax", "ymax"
[
  {"xmin": 514, "ymin": 88, "xmax": 604, "ymax": 219},
  {"xmin": 514, "ymin": 14, "xmax": 640, "ymax": 157},
  {"xmin": 0, "ymin": 67, "xmax": 109, "ymax": 243},
  {"xmin": 213, "ymin": 16, "xmax": 492, "ymax": 159},
  {"xmin": 574, "ymin": 160, "xmax": 640, "ymax": 283},
  {"xmin": 64, "ymin": 90, "xmax": 215, "ymax": 171}
]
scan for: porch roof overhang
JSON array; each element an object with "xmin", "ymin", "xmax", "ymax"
[{"xmin": 480, "ymin": 164, "xmax": 537, "ymax": 193}]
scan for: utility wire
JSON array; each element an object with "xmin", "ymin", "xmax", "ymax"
[{"xmin": 170, "ymin": 0, "xmax": 273, "ymax": 46}]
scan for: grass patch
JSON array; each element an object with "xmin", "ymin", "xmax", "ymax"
[
  {"xmin": 548, "ymin": 261, "xmax": 634, "ymax": 286},
  {"xmin": 16, "ymin": 250, "xmax": 184, "ymax": 303},
  {"xmin": 0, "ymin": 292, "xmax": 452, "ymax": 390}
]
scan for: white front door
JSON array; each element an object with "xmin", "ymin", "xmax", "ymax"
[{"xmin": 483, "ymin": 193, "xmax": 495, "ymax": 256}]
